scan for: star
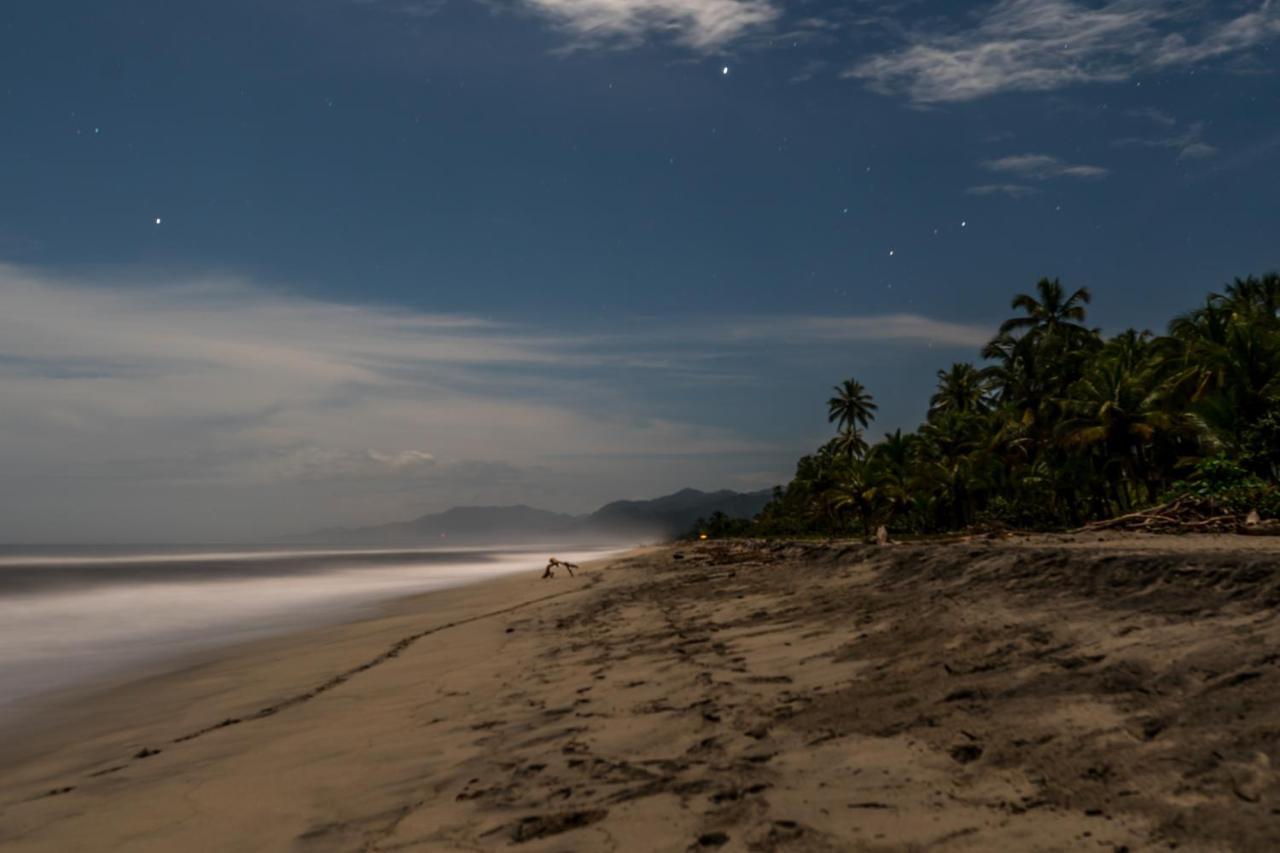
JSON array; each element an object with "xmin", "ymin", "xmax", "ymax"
[
  {"xmin": 154, "ymin": 217, "xmax": 162, "ymax": 225},
  {"xmin": 721, "ymin": 66, "xmax": 729, "ymax": 76},
  {"xmin": 961, "ymin": 221, "xmax": 967, "ymax": 228},
  {"xmin": 889, "ymin": 249, "xmax": 895, "ymax": 257}
]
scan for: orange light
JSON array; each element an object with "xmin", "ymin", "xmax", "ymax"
[{"xmin": 699, "ymin": 533, "xmax": 708, "ymax": 540}]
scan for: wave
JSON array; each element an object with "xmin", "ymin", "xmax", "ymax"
[{"xmin": 0, "ymin": 545, "xmax": 617, "ymax": 720}]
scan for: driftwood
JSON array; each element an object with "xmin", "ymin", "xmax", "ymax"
[
  {"xmin": 1078, "ymin": 495, "xmax": 1274, "ymax": 535},
  {"xmin": 541, "ymin": 557, "xmax": 579, "ymax": 579}
]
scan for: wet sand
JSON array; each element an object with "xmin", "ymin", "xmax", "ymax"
[{"xmin": 3, "ymin": 535, "xmax": 1280, "ymax": 851}]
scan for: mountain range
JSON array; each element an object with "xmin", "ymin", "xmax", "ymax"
[{"xmin": 305, "ymin": 487, "xmax": 774, "ymax": 545}]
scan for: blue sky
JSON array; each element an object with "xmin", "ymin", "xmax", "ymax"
[{"xmin": 1, "ymin": 0, "xmax": 1277, "ymax": 540}]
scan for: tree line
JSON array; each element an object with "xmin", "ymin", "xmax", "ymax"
[{"xmin": 702, "ymin": 273, "xmax": 1280, "ymax": 538}]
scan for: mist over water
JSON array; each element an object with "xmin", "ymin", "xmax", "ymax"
[{"xmin": 0, "ymin": 545, "xmax": 616, "ymax": 721}]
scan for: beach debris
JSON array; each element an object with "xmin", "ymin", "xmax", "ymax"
[
  {"xmin": 542, "ymin": 557, "xmax": 579, "ymax": 579},
  {"xmin": 1078, "ymin": 495, "xmax": 1280, "ymax": 535}
]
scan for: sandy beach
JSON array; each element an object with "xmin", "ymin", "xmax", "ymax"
[{"xmin": 4, "ymin": 535, "xmax": 1280, "ymax": 851}]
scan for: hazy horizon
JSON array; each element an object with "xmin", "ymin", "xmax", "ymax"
[{"xmin": 2, "ymin": 1, "xmax": 1278, "ymax": 541}]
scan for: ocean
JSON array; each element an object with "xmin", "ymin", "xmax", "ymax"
[{"xmin": 0, "ymin": 544, "xmax": 615, "ymax": 721}]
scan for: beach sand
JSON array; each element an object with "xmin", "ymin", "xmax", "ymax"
[{"xmin": 4, "ymin": 535, "xmax": 1280, "ymax": 851}]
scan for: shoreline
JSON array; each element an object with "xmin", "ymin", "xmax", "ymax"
[
  {"xmin": 0, "ymin": 547, "xmax": 636, "ymax": 768},
  {"xmin": 0, "ymin": 544, "xmax": 630, "ymax": 740},
  {"xmin": 4, "ymin": 535, "xmax": 1280, "ymax": 851}
]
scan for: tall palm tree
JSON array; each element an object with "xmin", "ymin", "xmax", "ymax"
[
  {"xmin": 999, "ymin": 277, "xmax": 1092, "ymax": 340},
  {"xmin": 929, "ymin": 362, "xmax": 991, "ymax": 418},
  {"xmin": 827, "ymin": 379, "xmax": 877, "ymax": 432},
  {"xmin": 827, "ymin": 379, "xmax": 877, "ymax": 461}
]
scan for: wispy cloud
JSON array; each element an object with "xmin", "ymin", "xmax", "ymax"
[
  {"xmin": 715, "ymin": 314, "xmax": 992, "ymax": 349},
  {"xmin": 788, "ymin": 59, "xmax": 829, "ymax": 85},
  {"xmin": 983, "ymin": 153, "xmax": 1109, "ymax": 180},
  {"xmin": 1124, "ymin": 107, "xmax": 1177, "ymax": 128},
  {"xmin": 1115, "ymin": 120, "xmax": 1219, "ymax": 161},
  {"xmin": 847, "ymin": 0, "xmax": 1280, "ymax": 103},
  {"xmin": 515, "ymin": 0, "xmax": 780, "ymax": 50},
  {"xmin": 966, "ymin": 183, "xmax": 1039, "ymax": 198}
]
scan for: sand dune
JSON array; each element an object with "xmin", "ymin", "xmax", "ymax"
[{"xmin": 3, "ymin": 535, "xmax": 1280, "ymax": 851}]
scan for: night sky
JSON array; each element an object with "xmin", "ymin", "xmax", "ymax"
[{"xmin": 2, "ymin": 0, "xmax": 1278, "ymax": 540}]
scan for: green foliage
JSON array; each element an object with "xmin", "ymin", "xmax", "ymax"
[
  {"xmin": 691, "ymin": 510, "xmax": 756, "ymax": 539},
  {"xmin": 1240, "ymin": 403, "xmax": 1280, "ymax": 481},
  {"xmin": 731, "ymin": 271, "xmax": 1280, "ymax": 537},
  {"xmin": 976, "ymin": 492, "xmax": 1071, "ymax": 531},
  {"xmin": 1184, "ymin": 456, "xmax": 1258, "ymax": 494},
  {"xmin": 1164, "ymin": 456, "xmax": 1280, "ymax": 519}
]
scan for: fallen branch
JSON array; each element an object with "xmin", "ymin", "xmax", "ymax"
[{"xmin": 1076, "ymin": 495, "xmax": 1263, "ymax": 535}]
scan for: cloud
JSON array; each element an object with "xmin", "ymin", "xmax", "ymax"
[
  {"xmin": 1124, "ymin": 107, "xmax": 1177, "ymax": 128},
  {"xmin": 983, "ymin": 153, "xmax": 1109, "ymax": 180},
  {"xmin": 847, "ymin": 0, "xmax": 1280, "ymax": 103},
  {"xmin": 1178, "ymin": 141, "xmax": 1218, "ymax": 160},
  {"xmin": 788, "ymin": 59, "xmax": 829, "ymax": 84},
  {"xmin": 273, "ymin": 447, "xmax": 438, "ymax": 481},
  {"xmin": 1115, "ymin": 120, "xmax": 1219, "ymax": 161},
  {"xmin": 0, "ymin": 263, "xmax": 987, "ymax": 539},
  {"xmin": 1149, "ymin": 0, "xmax": 1280, "ymax": 66},
  {"xmin": 516, "ymin": 0, "xmax": 779, "ymax": 50},
  {"xmin": 966, "ymin": 183, "xmax": 1039, "ymax": 198},
  {"xmin": 716, "ymin": 314, "xmax": 993, "ymax": 349}
]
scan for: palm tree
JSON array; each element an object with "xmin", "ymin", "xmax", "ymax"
[
  {"xmin": 1219, "ymin": 274, "xmax": 1280, "ymax": 323},
  {"xmin": 1169, "ymin": 292, "xmax": 1280, "ymax": 447},
  {"xmin": 822, "ymin": 456, "xmax": 883, "ymax": 537},
  {"xmin": 827, "ymin": 379, "xmax": 877, "ymax": 432},
  {"xmin": 868, "ymin": 429, "xmax": 917, "ymax": 527},
  {"xmin": 929, "ymin": 363, "xmax": 991, "ymax": 419},
  {"xmin": 759, "ymin": 270, "xmax": 1278, "ymax": 538},
  {"xmin": 827, "ymin": 378, "xmax": 877, "ymax": 461},
  {"xmin": 999, "ymin": 277, "xmax": 1092, "ymax": 341},
  {"xmin": 913, "ymin": 411, "xmax": 991, "ymax": 528},
  {"xmin": 825, "ymin": 430, "xmax": 869, "ymax": 461}
]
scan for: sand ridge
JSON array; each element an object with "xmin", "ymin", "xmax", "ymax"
[{"xmin": 2, "ymin": 535, "xmax": 1280, "ymax": 851}]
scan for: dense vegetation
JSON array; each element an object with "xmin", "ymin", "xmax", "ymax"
[{"xmin": 702, "ymin": 274, "xmax": 1280, "ymax": 538}]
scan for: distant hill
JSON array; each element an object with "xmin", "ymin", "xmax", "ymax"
[
  {"xmin": 303, "ymin": 488, "xmax": 774, "ymax": 545},
  {"xmin": 584, "ymin": 488, "xmax": 773, "ymax": 539},
  {"xmin": 307, "ymin": 505, "xmax": 579, "ymax": 546}
]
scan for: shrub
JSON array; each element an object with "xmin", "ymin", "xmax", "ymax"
[{"xmin": 1165, "ymin": 456, "xmax": 1280, "ymax": 519}]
